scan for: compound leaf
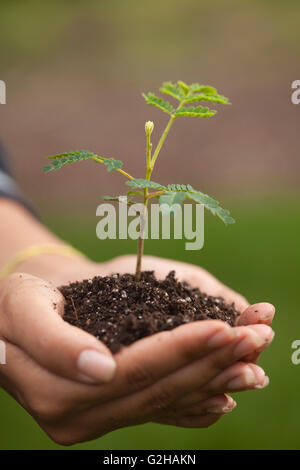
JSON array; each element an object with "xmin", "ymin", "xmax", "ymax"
[
  {"xmin": 43, "ymin": 150, "xmax": 123, "ymax": 174},
  {"xmin": 167, "ymin": 184, "xmax": 194, "ymax": 192},
  {"xmin": 159, "ymin": 191, "xmax": 186, "ymax": 206},
  {"xmin": 142, "ymin": 92, "xmax": 175, "ymax": 115},
  {"xmin": 102, "ymin": 195, "xmax": 134, "ymax": 205},
  {"xmin": 46, "ymin": 150, "xmax": 99, "ymax": 160},
  {"xmin": 159, "ymin": 81, "xmax": 184, "ymax": 101},
  {"xmin": 186, "ymin": 191, "xmax": 219, "ymax": 208},
  {"xmin": 184, "ymin": 93, "xmax": 229, "ymax": 105},
  {"xmin": 126, "ymin": 178, "xmax": 166, "ymax": 190},
  {"xmin": 175, "ymin": 105, "xmax": 217, "ymax": 117},
  {"xmin": 102, "ymin": 195, "xmax": 121, "ymax": 201},
  {"xmin": 165, "ymin": 183, "xmax": 235, "ymax": 224},
  {"xmin": 127, "ymin": 190, "xmax": 144, "ymax": 196},
  {"xmin": 103, "ymin": 158, "xmax": 123, "ymax": 172},
  {"xmin": 43, "ymin": 151, "xmax": 100, "ymax": 172},
  {"xmin": 186, "ymin": 192, "xmax": 235, "ymax": 224},
  {"xmin": 188, "ymin": 84, "xmax": 217, "ymax": 94},
  {"xmin": 177, "ymin": 80, "xmax": 190, "ymax": 95}
]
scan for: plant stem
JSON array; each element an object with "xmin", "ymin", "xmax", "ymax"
[
  {"xmin": 135, "ymin": 126, "xmax": 153, "ymax": 280},
  {"xmin": 150, "ymin": 100, "xmax": 185, "ymax": 170},
  {"xmin": 151, "ymin": 115, "xmax": 176, "ymax": 169},
  {"xmin": 135, "ymin": 101, "xmax": 185, "ymax": 280},
  {"xmin": 146, "ymin": 189, "xmax": 166, "ymax": 200},
  {"xmin": 116, "ymin": 169, "xmax": 134, "ymax": 180},
  {"xmin": 92, "ymin": 157, "xmax": 134, "ymax": 180}
]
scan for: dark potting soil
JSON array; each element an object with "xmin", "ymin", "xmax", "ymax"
[{"xmin": 60, "ymin": 271, "xmax": 240, "ymax": 353}]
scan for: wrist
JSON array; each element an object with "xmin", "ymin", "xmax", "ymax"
[
  {"xmin": 2, "ymin": 244, "xmax": 90, "ymax": 285},
  {"xmin": 19, "ymin": 251, "xmax": 82, "ymax": 281}
]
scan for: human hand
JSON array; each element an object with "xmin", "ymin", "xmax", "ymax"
[
  {"xmin": 100, "ymin": 255, "xmax": 275, "ymax": 363},
  {"xmin": 0, "ymin": 271, "xmax": 274, "ymax": 443}
]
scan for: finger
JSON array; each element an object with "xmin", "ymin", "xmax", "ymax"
[
  {"xmin": 156, "ymin": 413, "xmax": 223, "ymax": 428},
  {"xmin": 104, "ymin": 320, "xmax": 236, "ymax": 400},
  {"xmin": 176, "ymin": 394, "xmax": 237, "ymax": 417},
  {"xmin": 60, "ymin": 326, "xmax": 268, "ymax": 437},
  {"xmin": 0, "ymin": 273, "xmax": 116, "ymax": 384},
  {"xmin": 148, "ymin": 325, "xmax": 272, "ymax": 403},
  {"xmin": 236, "ymin": 303, "xmax": 275, "ymax": 326},
  {"xmin": 239, "ymin": 323, "xmax": 275, "ymax": 363},
  {"xmin": 174, "ymin": 361, "xmax": 267, "ymax": 408},
  {"xmin": 96, "ymin": 325, "xmax": 272, "ymax": 424},
  {"xmin": 60, "ymin": 326, "xmax": 271, "ymax": 440},
  {"xmin": 205, "ymin": 362, "xmax": 268, "ymax": 393},
  {"xmin": 0, "ymin": 340, "xmax": 83, "ymax": 422},
  {"xmin": 162, "ymin": 393, "xmax": 236, "ymax": 418}
]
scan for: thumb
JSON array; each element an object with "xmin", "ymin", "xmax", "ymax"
[{"xmin": 0, "ymin": 273, "xmax": 116, "ymax": 384}]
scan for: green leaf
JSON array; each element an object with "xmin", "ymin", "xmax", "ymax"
[
  {"xmin": 103, "ymin": 158, "xmax": 123, "ymax": 172},
  {"xmin": 167, "ymin": 184, "xmax": 194, "ymax": 192},
  {"xmin": 177, "ymin": 80, "xmax": 190, "ymax": 95},
  {"xmin": 175, "ymin": 105, "xmax": 217, "ymax": 117},
  {"xmin": 185, "ymin": 191, "xmax": 219, "ymax": 208},
  {"xmin": 164, "ymin": 183, "xmax": 235, "ymax": 224},
  {"xmin": 159, "ymin": 191, "xmax": 186, "ymax": 206},
  {"xmin": 46, "ymin": 150, "xmax": 99, "ymax": 160},
  {"xmin": 166, "ymin": 184, "xmax": 217, "ymax": 207},
  {"xmin": 102, "ymin": 195, "xmax": 121, "ymax": 201},
  {"xmin": 43, "ymin": 150, "xmax": 123, "ymax": 174},
  {"xmin": 186, "ymin": 192, "xmax": 235, "ymax": 224},
  {"xmin": 159, "ymin": 81, "xmax": 184, "ymax": 101},
  {"xmin": 127, "ymin": 190, "xmax": 144, "ymax": 196},
  {"xmin": 142, "ymin": 92, "xmax": 175, "ymax": 115},
  {"xmin": 102, "ymin": 195, "xmax": 134, "ymax": 205},
  {"xmin": 210, "ymin": 206, "xmax": 235, "ymax": 224},
  {"xmin": 189, "ymin": 84, "xmax": 218, "ymax": 94},
  {"xmin": 43, "ymin": 151, "xmax": 99, "ymax": 172},
  {"xmin": 184, "ymin": 93, "xmax": 229, "ymax": 105},
  {"xmin": 126, "ymin": 178, "xmax": 166, "ymax": 190}
]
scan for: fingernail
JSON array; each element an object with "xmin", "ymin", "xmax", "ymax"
[
  {"xmin": 248, "ymin": 325, "xmax": 275, "ymax": 344},
  {"xmin": 265, "ymin": 330, "xmax": 275, "ymax": 344},
  {"xmin": 77, "ymin": 350, "xmax": 116, "ymax": 383},
  {"xmin": 227, "ymin": 368, "xmax": 256, "ymax": 390},
  {"xmin": 207, "ymin": 327, "xmax": 235, "ymax": 348},
  {"xmin": 207, "ymin": 400, "xmax": 237, "ymax": 414},
  {"xmin": 261, "ymin": 313, "xmax": 274, "ymax": 321},
  {"xmin": 254, "ymin": 375, "xmax": 270, "ymax": 390},
  {"xmin": 233, "ymin": 334, "xmax": 265, "ymax": 358}
]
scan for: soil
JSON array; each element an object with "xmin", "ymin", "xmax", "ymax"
[{"xmin": 60, "ymin": 271, "xmax": 240, "ymax": 353}]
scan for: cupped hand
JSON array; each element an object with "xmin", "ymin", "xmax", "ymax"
[
  {"xmin": 0, "ymin": 265, "xmax": 274, "ymax": 444},
  {"xmin": 100, "ymin": 255, "xmax": 275, "ymax": 363}
]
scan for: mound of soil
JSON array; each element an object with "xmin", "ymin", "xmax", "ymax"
[{"xmin": 60, "ymin": 271, "xmax": 240, "ymax": 353}]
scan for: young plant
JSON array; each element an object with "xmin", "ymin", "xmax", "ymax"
[{"xmin": 43, "ymin": 80, "xmax": 235, "ymax": 280}]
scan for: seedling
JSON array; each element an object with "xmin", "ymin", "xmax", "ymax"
[{"xmin": 43, "ymin": 80, "xmax": 234, "ymax": 280}]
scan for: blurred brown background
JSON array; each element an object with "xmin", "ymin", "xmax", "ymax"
[{"xmin": 1, "ymin": 0, "xmax": 299, "ymax": 211}]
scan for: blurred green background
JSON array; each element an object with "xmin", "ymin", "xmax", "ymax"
[{"xmin": 0, "ymin": 0, "xmax": 299, "ymax": 450}]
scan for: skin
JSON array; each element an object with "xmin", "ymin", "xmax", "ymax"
[{"xmin": 0, "ymin": 200, "xmax": 275, "ymax": 445}]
